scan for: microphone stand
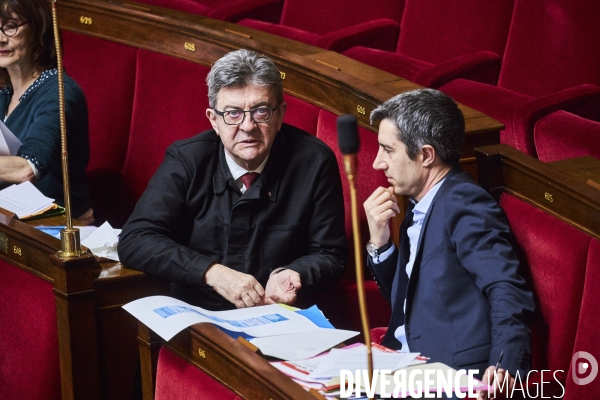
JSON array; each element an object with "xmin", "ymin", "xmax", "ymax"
[
  {"xmin": 342, "ymin": 153, "xmax": 374, "ymax": 400},
  {"xmin": 52, "ymin": 0, "xmax": 82, "ymax": 258}
]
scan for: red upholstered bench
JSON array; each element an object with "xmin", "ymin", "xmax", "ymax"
[
  {"xmin": 500, "ymin": 194, "xmax": 587, "ymax": 395},
  {"xmin": 474, "ymin": 144, "xmax": 600, "ymax": 398},
  {"xmin": 62, "ymin": 31, "xmax": 137, "ymax": 226},
  {"xmin": 564, "ymin": 238, "xmax": 600, "ymax": 398},
  {"xmin": 238, "ymin": 0, "xmax": 404, "ymax": 52},
  {"xmin": 120, "ymin": 50, "xmax": 212, "ymax": 219},
  {"xmin": 154, "ymin": 347, "xmax": 241, "ymax": 400},
  {"xmin": 439, "ymin": 0, "xmax": 600, "ymax": 157},
  {"xmin": 344, "ymin": 0, "xmax": 514, "ymax": 88},
  {"xmin": 313, "ymin": 109, "xmax": 392, "ymax": 332},
  {"xmin": 0, "ymin": 260, "xmax": 61, "ymax": 400}
]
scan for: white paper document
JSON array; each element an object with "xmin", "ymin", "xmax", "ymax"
[
  {"xmin": 0, "ymin": 119, "xmax": 21, "ymax": 156},
  {"xmin": 349, "ymin": 362, "xmax": 489, "ymax": 396},
  {"xmin": 0, "ymin": 181, "xmax": 54, "ymax": 218},
  {"xmin": 272, "ymin": 354, "xmax": 331, "ymax": 383},
  {"xmin": 249, "ymin": 328, "xmax": 358, "ymax": 361},
  {"xmin": 309, "ymin": 346, "xmax": 419, "ymax": 379},
  {"xmin": 123, "ymin": 295, "xmax": 321, "ymax": 341},
  {"xmin": 81, "ymin": 221, "xmax": 121, "ymax": 261}
]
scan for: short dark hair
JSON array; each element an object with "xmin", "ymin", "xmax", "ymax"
[
  {"xmin": 370, "ymin": 89, "xmax": 465, "ymax": 166},
  {"xmin": 0, "ymin": 0, "xmax": 56, "ymax": 84},
  {"xmin": 206, "ymin": 49, "xmax": 283, "ymax": 108}
]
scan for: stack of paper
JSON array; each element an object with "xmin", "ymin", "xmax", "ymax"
[
  {"xmin": 271, "ymin": 343, "xmax": 422, "ymax": 397},
  {"xmin": 309, "ymin": 345, "xmax": 419, "ymax": 380},
  {"xmin": 123, "ymin": 296, "xmax": 360, "ymax": 365},
  {"xmin": 0, "ymin": 181, "xmax": 56, "ymax": 219},
  {"xmin": 35, "ymin": 222, "xmax": 122, "ymax": 262},
  {"xmin": 123, "ymin": 296, "xmax": 348, "ymax": 341},
  {"xmin": 81, "ymin": 221, "xmax": 121, "ymax": 261},
  {"xmin": 249, "ymin": 328, "xmax": 358, "ymax": 360}
]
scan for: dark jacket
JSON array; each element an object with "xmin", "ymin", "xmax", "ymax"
[
  {"xmin": 369, "ymin": 167, "xmax": 534, "ymax": 377},
  {"xmin": 119, "ymin": 123, "xmax": 347, "ymax": 310}
]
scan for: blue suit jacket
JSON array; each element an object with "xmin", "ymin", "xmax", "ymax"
[{"xmin": 368, "ymin": 167, "xmax": 535, "ymax": 377}]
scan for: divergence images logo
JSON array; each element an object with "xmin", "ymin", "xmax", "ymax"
[{"xmin": 571, "ymin": 351, "xmax": 598, "ymax": 386}]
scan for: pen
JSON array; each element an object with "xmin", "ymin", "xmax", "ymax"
[{"xmin": 487, "ymin": 350, "xmax": 504, "ymax": 400}]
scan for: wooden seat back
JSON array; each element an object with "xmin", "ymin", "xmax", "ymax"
[
  {"xmin": 138, "ymin": 322, "xmax": 323, "ymax": 400},
  {"xmin": 0, "ymin": 212, "xmax": 101, "ymax": 400}
]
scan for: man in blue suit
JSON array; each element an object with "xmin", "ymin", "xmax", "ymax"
[{"xmin": 364, "ymin": 89, "xmax": 534, "ymax": 398}]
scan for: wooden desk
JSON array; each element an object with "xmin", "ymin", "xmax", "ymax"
[
  {"xmin": 476, "ymin": 145, "xmax": 600, "ymax": 239},
  {"xmin": 3, "ymin": 214, "xmax": 169, "ymax": 400},
  {"xmin": 549, "ymin": 156, "xmax": 600, "ymax": 191}
]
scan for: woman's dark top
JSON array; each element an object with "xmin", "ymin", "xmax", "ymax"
[{"xmin": 0, "ymin": 69, "xmax": 91, "ymax": 217}]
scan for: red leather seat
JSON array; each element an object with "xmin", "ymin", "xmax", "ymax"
[
  {"xmin": 534, "ymin": 110, "xmax": 600, "ymax": 162},
  {"xmin": 155, "ymin": 347, "xmax": 241, "ymax": 400},
  {"xmin": 500, "ymin": 193, "xmax": 589, "ymax": 395},
  {"xmin": 439, "ymin": 0, "xmax": 600, "ymax": 156},
  {"xmin": 120, "ymin": 50, "xmax": 212, "ymax": 223},
  {"xmin": 238, "ymin": 0, "xmax": 404, "ymax": 53},
  {"xmin": 564, "ymin": 239, "xmax": 600, "ymax": 399},
  {"xmin": 313, "ymin": 110, "xmax": 392, "ymax": 332},
  {"xmin": 344, "ymin": 0, "xmax": 514, "ymax": 88},
  {"xmin": 0, "ymin": 261, "xmax": 61, "ymax": 400},
  {"xmin": 62, "ymin": 32, "xmax": 138, "ymax": 226}
]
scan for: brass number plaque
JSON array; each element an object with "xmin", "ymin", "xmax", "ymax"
[
  {"xmin": 279, "ymin": 71, "xmax": 286, "ymax": 80},
  {"xmin": 544, "ymin": 192, "xmax": 554, "ymax": 203},
  {"xmin": 13, "ymin": 246, "xmax": 22, "ymax": 256},
  {"xmin": 198, "ymin": 348, "xmax": 206, "ymax": 359},
  {"xmin": 79, "ymin": 16, "xmax": 92, "ymax": 25},
  {"xmin": 184, "ymin": 42, "xmax": 196, "ymax": 52},
  {"xmin": 356, "ymin": 105, "xmax": 366, "ymax": 115}
]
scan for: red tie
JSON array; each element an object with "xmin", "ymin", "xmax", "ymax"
[{"xmin": 240, "ymin": 172, "xmax": 259, "ymax": 190}]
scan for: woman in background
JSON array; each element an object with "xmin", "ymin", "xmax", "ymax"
[{"xmin": 0, "ymin": 0, "xmax": 92, "ymax": 223}]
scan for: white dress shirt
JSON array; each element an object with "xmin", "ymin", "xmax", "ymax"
[
  {"xmin": 224, "ymin": 151, "xmax": 269, "ymax": 193},
  {"xmin": 372, "ymin": 178, "xmax": 445, "ymax": 351}
]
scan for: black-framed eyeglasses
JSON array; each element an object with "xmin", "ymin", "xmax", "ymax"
[
  {"xmin": 213, "ymin": 106, "xmax": 278, "ymax": 125},
  {"xmin": 0, "ymin": 20, "xmax": 28, "ymax": 37}
]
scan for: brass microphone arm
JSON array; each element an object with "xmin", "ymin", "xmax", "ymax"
[
  {"xmin": 52, "ymin": 0, "xmax": 81, "ymax": 257},
  {"xmin": 343, "ymin": 154, "xmax": 374, "ymax": 400}
]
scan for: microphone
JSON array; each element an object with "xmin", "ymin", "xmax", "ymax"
[
  {"xmin": 337, "ymin": 114, "xmax": 359, "ymax": 182},
  {"xmin": 337, "ymin": 114, "xmax": 360, "ymax": 155},
  {"xmin": 337, "ymin": 115, "xmax": 374, "ymax": 397}
]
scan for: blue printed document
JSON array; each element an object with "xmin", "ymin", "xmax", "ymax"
[{"xmin": 123, "ymin": 295, "xmax": 323, "ymax": 341}]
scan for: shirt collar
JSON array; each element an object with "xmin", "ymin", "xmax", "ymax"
[
  {"xmin": 410, "ymin": 178, "xmax": 446, "ymax": 216},
  {"xmin": 224, "ymin": 150, "xmax": 269, "ymax": 181}
]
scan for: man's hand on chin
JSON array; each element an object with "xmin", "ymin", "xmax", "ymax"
[
  {"xmin": 204, "ymin": 263, "xmax": 265, "ymax": 308},
  {"xmin": 264, "ymin": 269, "xmax": 302, "ymax": 305}
]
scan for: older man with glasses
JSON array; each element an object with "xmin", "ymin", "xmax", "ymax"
[{"xmin": 119, "ymin": 49, "xmax": 347, "ymax": 310}]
